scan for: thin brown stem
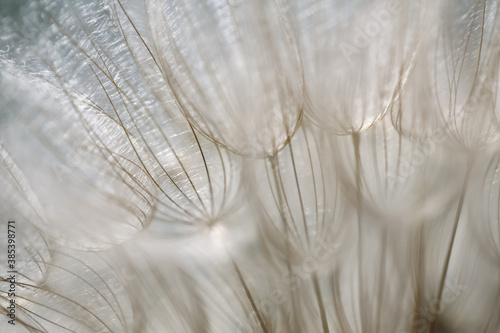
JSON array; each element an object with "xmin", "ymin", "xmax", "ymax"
[{"xmin": 427, "ymin": 156, "xmax": 472, "ymax": 332}]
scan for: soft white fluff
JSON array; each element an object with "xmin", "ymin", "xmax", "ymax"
[{"xmin": 0, "ymin": 0, "xmax": 499, "ymax": 332}]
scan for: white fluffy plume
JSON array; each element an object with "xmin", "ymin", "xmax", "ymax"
[{"xmin": 1, "ymin": 0, "xmax": 500, "ymax": 332}]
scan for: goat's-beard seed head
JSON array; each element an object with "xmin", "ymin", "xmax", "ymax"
[
  {"xmin": 1, "ymin": 0, "xmax": 500, "ymax": 333},
  {"xmin": 293, "ymin": 0, "xmax": 424, "ymax": 135},
  {"xmin": 125, "ymin": 0, "xmax": 305, "ymax": 157},
  {"xmin": 334, "ymin": 116, "xmax": 464, "ymax": 227},
  {"xmin": 246, "ymin": 121, "xmax": 353, "ymax": 265}
]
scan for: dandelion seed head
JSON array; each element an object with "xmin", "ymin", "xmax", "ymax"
[{"xmin": 2, "ymin": 0, "xmax": 500, "ymax": 332}]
